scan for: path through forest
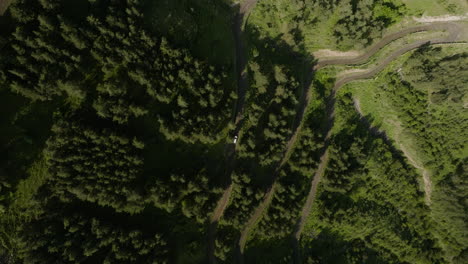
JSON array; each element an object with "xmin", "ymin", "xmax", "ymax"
[
  {"xmin": 236, "ymin": 50, "xmax": 317, "ymax": 261},
  {"xmin": 291, "ymin": 21, "xmax": 462, "ymax": 263},
  {"xmin": 400, "ymin": 144, "xmax": 432, "ymax": 204},
  {"xmin": 0, "ymin": 0, "xmax": 12, "ymax": 16},
  {"xmin": 237, "ymin": 21, "xmax": 463, "ymax": 264},
  {"xmin": 235, "ymin": 12, "xmax": 318, "ymax": 264},
  {"xmin": 207, "ymin": 0, "xmax": 258, "ymax": 263},
  {"xmin": 236, "ymin": 63, "xmax": 316, "ymax": 261},
  {"xmin": 208, "ymin": 9, "xmax": 463, "ymax": 263},
  {"xmin": 352, "ymin": 98, "xmax": 432, "ymax": 204}
]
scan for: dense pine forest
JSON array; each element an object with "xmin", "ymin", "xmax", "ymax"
[{"xmin": 0, "ymin": 0, "xmax": 466, "ymax": 264}]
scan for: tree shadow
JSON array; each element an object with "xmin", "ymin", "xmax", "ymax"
[
  {"xmin": 223, "ymin": 11, "xmax": 324, "ymax": 264},
  {"xmin": 300, "ymin": 228, "xmax": 394, "ymax": 264},
  {"xmin": 239, "ymin": 21, "xmax": 318, "ymax": 175}
]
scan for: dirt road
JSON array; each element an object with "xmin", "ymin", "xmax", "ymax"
[
  {"xmin": 236, "ymin": 17, "xmax": 317, "ymax": 264},
  {"xmin": 207, "ymin": 1, "xmax": 259, "ymax": 263},
  {"xmin": 236, "ymin": 20, "xmax": 463, "ymax": 264},
  {"xmin": 0, "ymin": 0, "xmax": 12, "ymax": 16},
  {"xmin": 233, "ymin": 0, "xmax": 260, "ymax": 128},
  {"xmin": 291, "ymin": 22, "xmax": 462, "ymax": 263},
  {"xmin": 207, "ymin": 183, "xmax": 234, "ymax": 264},
  {"xmin": 237, "ymin": 181, "xmax": 278, "ymax": 257},
  {"xmin": 314, "ymin": 22, "xmax": 461, "ymax": 69}
]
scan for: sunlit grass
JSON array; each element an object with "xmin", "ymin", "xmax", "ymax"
[{"xmin": 403, "ymin": 0, "xmax": 468, "ymax": 16}]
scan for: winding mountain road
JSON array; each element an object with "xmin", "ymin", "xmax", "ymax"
[
  {"xmin": 209, "ymin": 6, "xmax": 464, "ymax": 262},
  {"xmin": 236, "ymin": 21, "xmax": 464, "ymax": 263},
  {"xmin": 314, "ymin": 22, "xmax": 461, "ymax": 68},
  {"xmin": 292, "ymin": 21, "xmax": 463, "ymax": 263}
]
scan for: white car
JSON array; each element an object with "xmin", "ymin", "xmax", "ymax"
[{"xmin": 233, "ymin": 135, "xmax": 238, "ymax": 144}]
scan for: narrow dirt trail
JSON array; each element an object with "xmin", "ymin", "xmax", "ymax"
[
  {"xmin": 352, "ymin": 98, "xmax": 432, "ymax": 204},
  {"xmin": 206, "ymin": 1, "xmax": 259, "ymax": 263},
  {"xmin": 400, "ymin": 143, "xmax": 432, "ymax": 204},
  {"xmin": 291, "ymin": 22, "xmax": 462, "ymax": 263},
  {"xmin": 237, "ymin": 181, "xmax": 278, "ymax": 255},
  {"xmin": 352, "ymin": 98, "xmax": 391, "ymax": 140}
]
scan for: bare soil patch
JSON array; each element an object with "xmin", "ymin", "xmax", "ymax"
[
  {"xmin": 413, "ymin": 13, "xmax": 468, "ymax": 22},
  {"xmin": 313, "ymin": 49, "xmax": 361, "ymax": 59},
  {"xmin": 0, "ymin": 0, "xmax": 12, "ymax": 16}
]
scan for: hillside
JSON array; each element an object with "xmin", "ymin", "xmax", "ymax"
[{"xmin": 0, "ymin": 1, "xmax": 466, "ymax": 264}]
